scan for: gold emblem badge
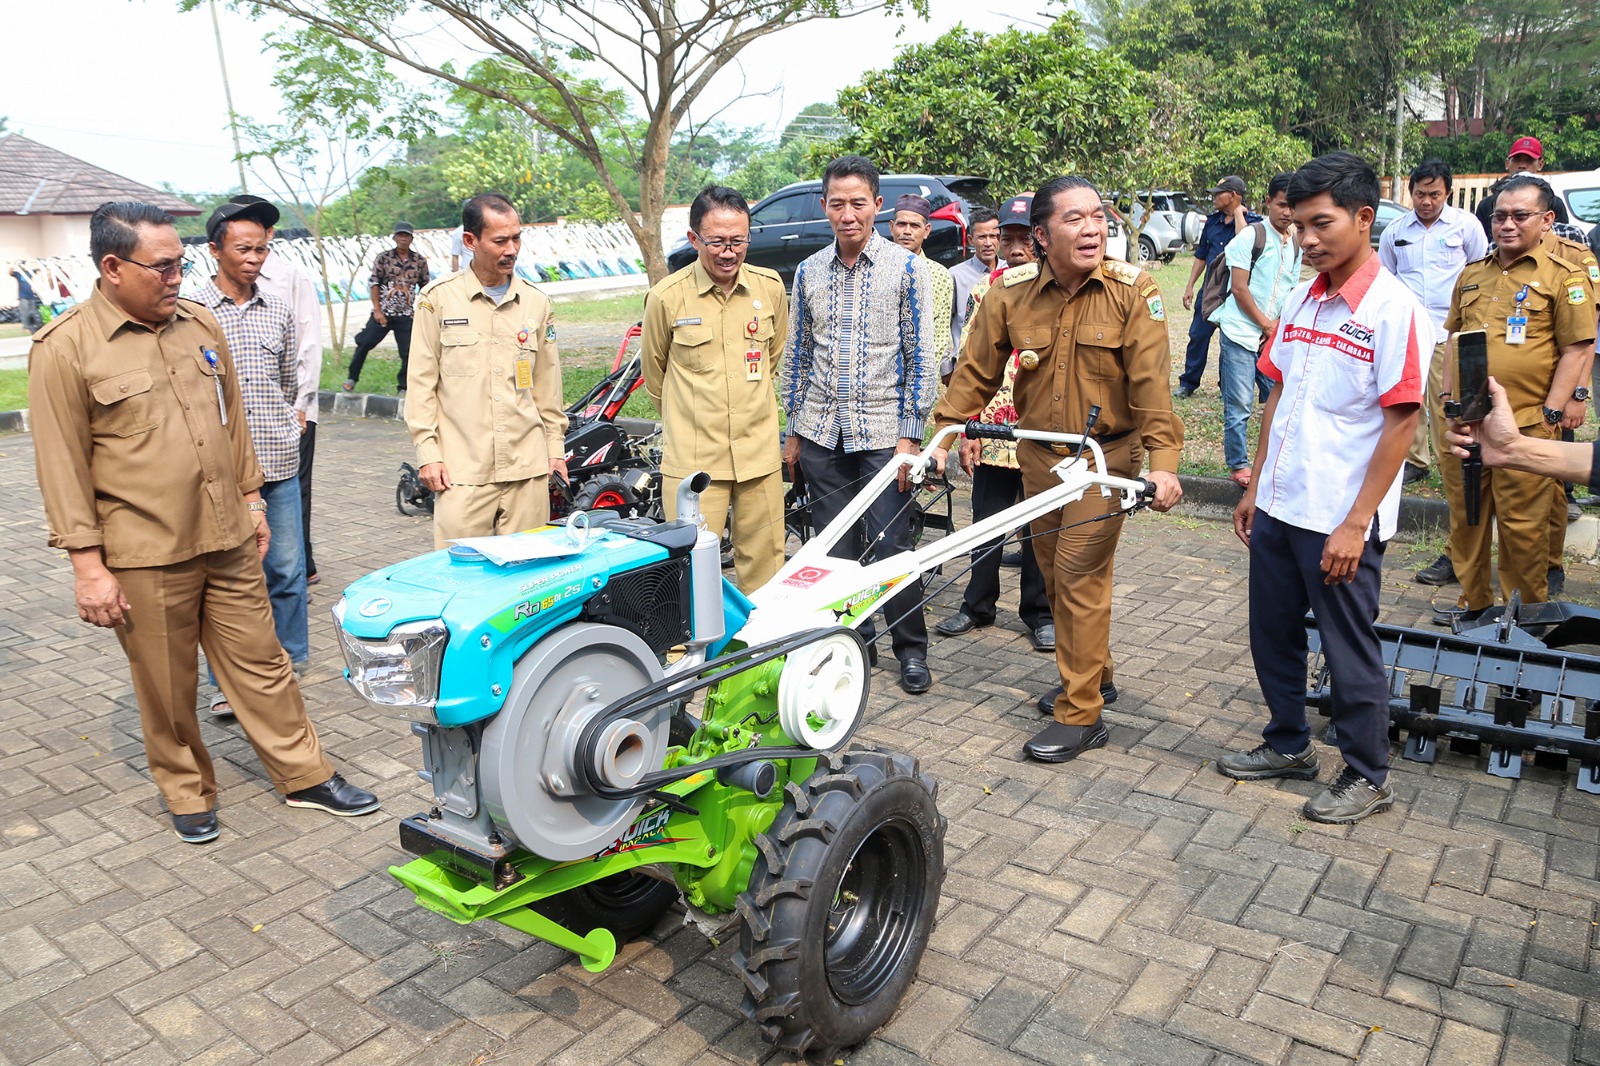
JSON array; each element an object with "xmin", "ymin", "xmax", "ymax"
[{"xmin": 1019, "ymin": 349, "xmax": 1040, "ymax": 371}]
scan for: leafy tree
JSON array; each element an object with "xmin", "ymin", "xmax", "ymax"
[
  {"xmin": 1440, "ymin": 2, "xmax": 1600, "ymax": 137},
  {"xmin": 190, "ymin": 0, "xmax": 929, "ymax": 284}
]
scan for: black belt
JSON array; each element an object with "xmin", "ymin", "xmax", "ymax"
[{"xmin": 1045, "ymin": 429, "xmax": 1132, "ymax": 455}]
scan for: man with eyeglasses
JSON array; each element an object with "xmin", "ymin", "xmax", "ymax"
[
  {"xmin": 27, "ymin": 201, "xmax": 379, "ymax": 844},
  {"xmin": 1436, "ymin": 174, "xmax": 1597, "ymax": 627},
  {"xmin": 643, "ymin": 185, "xmax": 788, "ymax": 591}
]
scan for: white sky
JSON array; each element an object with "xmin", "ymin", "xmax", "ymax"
[{"xmin": 0, "ymin": 0, "xmax": 1031, "ymax": 195}]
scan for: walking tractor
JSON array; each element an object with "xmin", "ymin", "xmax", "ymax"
[{"xmin": 334, "ymin": 422, "xmax": 1158, "ymax": 1054}]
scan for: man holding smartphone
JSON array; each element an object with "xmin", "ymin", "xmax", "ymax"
[{"xmin": 1436, "ymin": 175, "xmax": 1596, "ymax": 627}]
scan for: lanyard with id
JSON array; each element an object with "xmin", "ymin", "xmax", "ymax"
[
  {"xmin": 745, "ymin": 316, "xmax": 763, "ymax": 381},
  {"xmin": 515, "ymin": 326, "xmax": 534, "ymax": 390},
  {"xmin": 1506, "ymin": 284, "xmax": 1529, "ymax": 345},
  {"xmin": 200, "ymin": 346, "xmax": 227, "ymax": 424}
]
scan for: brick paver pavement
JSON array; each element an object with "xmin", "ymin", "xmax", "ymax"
[{"xmin": 2, "ymin": 415, "xmax": 1597, "ymax": 1066}]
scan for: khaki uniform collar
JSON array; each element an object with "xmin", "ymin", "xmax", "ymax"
[
  {"xmin": 86, "ymin": 280, "xmax": 196, "ymax": 341},
  {"xmin": 691, "ymin": 259, "xmax": 750, "ymax": 297}
]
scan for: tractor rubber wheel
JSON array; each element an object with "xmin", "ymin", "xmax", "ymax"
[
  {"xmin": 571, "ymin": 475, "xmax": 642, "ymax": 517},
  {"xmin": 531, "ymin": 871, "xmax": 680, "ymax": 942},
  {"xmin": 734, "ymin": 750, "xmax": 946, "ymax": 1057}
]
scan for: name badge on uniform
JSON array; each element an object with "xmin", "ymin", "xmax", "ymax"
[
  {"xmin": 674, "ymin": 317, "xmax": 702, "ymax": 327},
  {"xmin": 515, "ymin": 353, "xmax": 534, "ymax": 389},
  {"xmin": 443, "ymin": 317, "xmax": 469, "ymax": 327},
  {"xmin": 745, "ymin": 316, "xmax": 762, "ymax": 381},
  {"xmin": 1507, "ymin": 283, "xmax": 1529, "ymax": 345}
]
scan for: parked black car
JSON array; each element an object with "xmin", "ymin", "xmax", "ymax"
[{"xmin": 666, "ymin": 175, "xmax": 994, "ymax": 288}]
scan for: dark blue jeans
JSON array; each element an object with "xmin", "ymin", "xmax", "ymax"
[
  {"xmin": 797, "ymin": 436, "xmax": 928, "ymax": 661},
  {"xmin": 1248, "ymin": 511, "xmax": 1391, "ymax": 786}
]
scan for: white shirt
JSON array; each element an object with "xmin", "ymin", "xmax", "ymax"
[
  {"xmin": 450, "ymin": 226, "xmax": 473, "ymax": 270},
  {"xmin": 1255, "ymin": 255, "xmax": 1428, "ymax": 541},
  {"xmin": 1377, "ymin": 203, "xmax": 1487, "ymax": 346},
  {"xmin": 256, "ymin": 249, "xmax": 323, "ymax": 424}
]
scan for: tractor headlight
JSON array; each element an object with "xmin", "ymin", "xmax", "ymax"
[{"xmin": 333, "ymin": 598, "xmax": 448, "ymax": 713}]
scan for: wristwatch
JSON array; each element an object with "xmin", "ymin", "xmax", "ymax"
[
  {"xmin": 1543, "ymin": 406, "xmax": 1564, "ymax": 425},
  {"xmin": 247, "ymin": 501, "xmax": 268, "ymax": 513},
  {"xmin": 1574, "ymin": 387, "xmax": 1591, "ymax": 402}
]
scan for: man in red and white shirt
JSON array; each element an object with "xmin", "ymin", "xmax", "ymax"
[{"xmin": 1224, "ymin": 152, "xmax": 1427, "ymax": 825}]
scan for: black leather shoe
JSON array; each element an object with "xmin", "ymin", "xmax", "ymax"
[
  {"xmin": 1024, "ymin": 721, "xmax": 1109, "ymax": 763},
  {"xmin": 285, "ymin": 773, "xmax": 380, "ymax": 817},
  {"xmin": 1036, "ymin": 682, "xmax": 1117, "ymax": 715},
  {"xmin": 934, "ymin": 610, "xmax": 989, "ymax": 637},
  {"xmin": 1415, "ymin": 554, "xmax": 1455, "ymax": 586},
  {"xmin": 1549, "ymin": 566, "xmax": 1566, "ymax": 599},
  {"xmin": 1401, "ymin": 462, "xmax": 1429, "ymax": 485},
  {"xmin": 1173, "ymin": 386, "xmax": 1196, "ymax": 399},
  {"xmin": 1000, "ymin": 551, "xmax": 1024, "ymax": 568},
  {"xmin": 173, "ymin": 811, "xmax": 220, "ymax": 844},
  {"xmin": 1029, "ymin": 624, "xmax": 1056, "ymax": 652},
  {"xmin": 899, "ymin": 658, "xmax": 932, "ymax": 694}
]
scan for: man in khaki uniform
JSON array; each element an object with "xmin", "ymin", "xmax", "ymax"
[
  {"xmin": 408, "ymin": 193, "xmax": 568, "ymax": 547},
  {"xmin": 643, "ymin": 185, "xmax": 788, "ymax": 591},
  {"xmin": 932, "ymin": 176, "xmax": 1184, "ymax": 764},
  {"xmin": 1440, "ymin": 175, "xmax": 1597, "ymax": 624},
  {"xmin": 28, "ymin": 202, "xmax": 377, "ymax": 844}
]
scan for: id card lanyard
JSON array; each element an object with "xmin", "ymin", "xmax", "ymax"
[
  {"xmin": 200, "ymin": 346, "xmax": 227, "ymax": 424},
  {"xmin": 745, "ymin": 315, "xmax": 762, "ymax": 381},
  {"xmin": 1506, "ymin": 284, "xmax": 1529, "ymax": 345}
]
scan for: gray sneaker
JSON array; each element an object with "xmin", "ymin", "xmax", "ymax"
[
  {"xmin": 1216, "ymin": 741, "xmax": 1320, "ymax": 781},
  {"xmin": 1303, "ymin": 768, "xmax": 1394, "ymax": 824}
]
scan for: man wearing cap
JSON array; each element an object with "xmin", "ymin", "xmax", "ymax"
[
  {"xmin": 225, "ymin": 195, "xmax": 325, "ymax": 586},
  {"xmin": 344, "ymin": 221, "xmax": 430, "ymax": 395},
  {"xmin": 931, "ymin": 176, "xmax": 1184, "ymax": 764},
  {"xmin": 643, "ymin": 185, "xmax": 788, "ymax": 592},
  {"xmin": 409, "ymin": 193, "xmax": 568, "ymax": 546},
  {"xmin": 934, "ymin": 193, "xmax": 1054, "ymax": 652},
  {"xmin": 1176, "ymin": 176, "xmax": 1261, "ymax": 398},
  {"xmin": 1475, "ymin": 137, "xmax": 1574, "ymax": 240},
  {"xmin": 192, "ymin": 200, "xmax": 309, "ymax": 685},
  {"xmin": 890, "ymin": 193, "xmax": 958, "ymax": 377},
  {"xmin": 28, "ymin": 201, "xmax": 379, "ymax": 844}
]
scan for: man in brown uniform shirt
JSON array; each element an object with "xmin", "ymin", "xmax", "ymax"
[
  {"xmin": 28, "ymin": 202, "xmax": 378, "ymax": 844},
  {"xmin": 1438, "ymin": 175, "xmax": 1597, "ymax": 624},
  {"xmin": 932, "ymin": 177, "xmax": 1184, "ymax": 764}
]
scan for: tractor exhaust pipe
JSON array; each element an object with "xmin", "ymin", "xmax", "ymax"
[{"xmin": 676, "ymin": 471, "xmax": 712, "ymax": 528}]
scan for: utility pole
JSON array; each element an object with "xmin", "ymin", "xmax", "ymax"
[
  {"xmin": 209, "ymin": 0, "xmax": 250, "ymax": 194},
  {"xmin": 1392, "ymin": 57, "xmax": 1406, "ymax": 203}
]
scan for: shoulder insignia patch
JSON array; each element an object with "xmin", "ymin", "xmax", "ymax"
[
  {"xmin": 1100, "ymin": 259, "xmax": 1140, "ymax": 285},
  {"xmin": 1568, "ymin": 278, "xmax": 1588, "ymax": 305},
  {"xmin": 1001, "ymin": 262, "xmax": 1039, "ymax": 287},
  {"xmin": 1586, "ymin": 259, "xmax": 1600, "ymax": 284},
  {"xmin": 1147, "ymin": 294, "xmax": 1165, "ymax": 321}
]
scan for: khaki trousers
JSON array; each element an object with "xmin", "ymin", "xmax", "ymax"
[
  {"xmin": 1428, "ymin": 341, "xmax": 1463, "ymax": 533},
  {"xmin": 1548, "ymin": 468, "xmax": 1568, "ymax": 572},
  {"xmin": 433, "ymin": 475, "xmax": 550, "ymax": 548},
  {"xmin": 664, "ymin": 470, "xmax": 786, "ymax": 593},
  {"xmin": 113, "ymin": 540, "xmax": 333, "ymax": 814},
  {"xmin": 1018, "ymin": 436, "xmax": 1135, "ymax": 726},
  {"xmin": 1443, "ymin": 419, "xmax": 1561, "ymax": 610},
  {"xmin": 1407, "ymin": 342, "xmax": 1444, "ymax": 471}
]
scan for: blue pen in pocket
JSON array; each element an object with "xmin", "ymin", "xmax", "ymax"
[{"xmin": 201, "ymin": 346, "xmax": 227, "ymax": 424}]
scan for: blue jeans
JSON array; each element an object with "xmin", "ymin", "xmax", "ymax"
[
  {"xmin": 1218, "ymin": 333, "xmax": 1262, "ymax": 471},
  {"xmin": 208, "ymin": 476, "xmax": 308, "ymax": 688}
]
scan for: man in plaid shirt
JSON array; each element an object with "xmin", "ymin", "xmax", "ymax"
[{"xmin": 193, "ymin": 201, "xmax": 309, "ymax": 687}]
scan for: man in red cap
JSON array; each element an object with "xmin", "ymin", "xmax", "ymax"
[{"xmin": 1474, "ymin": 137, "xmax": 1573, "ymax": 239}]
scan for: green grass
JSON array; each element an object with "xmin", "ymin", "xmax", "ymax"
[
  {"xmin": 0, "ymin": 371, "xmax": 25, "ymax": 412},
  {"xmin": 0, "ymin": 324, "xmax": 27, "ymax": 340}
]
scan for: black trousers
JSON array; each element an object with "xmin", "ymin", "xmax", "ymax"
[
  {"xmin": 1249, "ymin": 511, "xmax": 1391, "ymax": 786},
  {"xmin": 345, "ymin": 314, "xmax": 414, "ymax": 389},
  {"xmin": 961, "ymin": 464, "xmax": 1049, "ymax": 629},
  {"xmin": 298, "ymin": 421, "xmax": 317, "ymax": 577},
  {"xmin": 798, "ymin": 436, "xmax": 928, "ymax": 661}
]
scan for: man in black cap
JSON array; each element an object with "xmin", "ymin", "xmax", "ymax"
[
  {"xmin": 1176, "ymin": 176, "xmax": 1260, "ymax": 397},
  {"xmin": 343, "ymin": 221, "xmax": 430, "ymax": 395},
  {"xmin": 890, "ymin": 193, "xmax": 958, "ymax": 373}
]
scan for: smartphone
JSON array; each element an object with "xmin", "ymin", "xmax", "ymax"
[{"xmin": 1455, "ymin": 330, "xmax": 1490, "ymax": 424}]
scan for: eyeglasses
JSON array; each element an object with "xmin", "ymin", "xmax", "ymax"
[
  {"xmin": 695, "ymin": 235, "xmax": 749, "ymax": 251},
  {"xmin": 118, "ymin": 256, "xmax": 191, "ymax": 281},
  {"xmin": 1491, "ymin": 210, "xmax": 1545, "ymax": 225}
]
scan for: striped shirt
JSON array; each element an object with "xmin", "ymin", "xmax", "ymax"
[
  {"xmin": 193, "ymin": 280, "xmax": 301, "ymax": 482},
  {"xmin": 782, "ymin": 232, "xmax": 937, "ymax": 451}
]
